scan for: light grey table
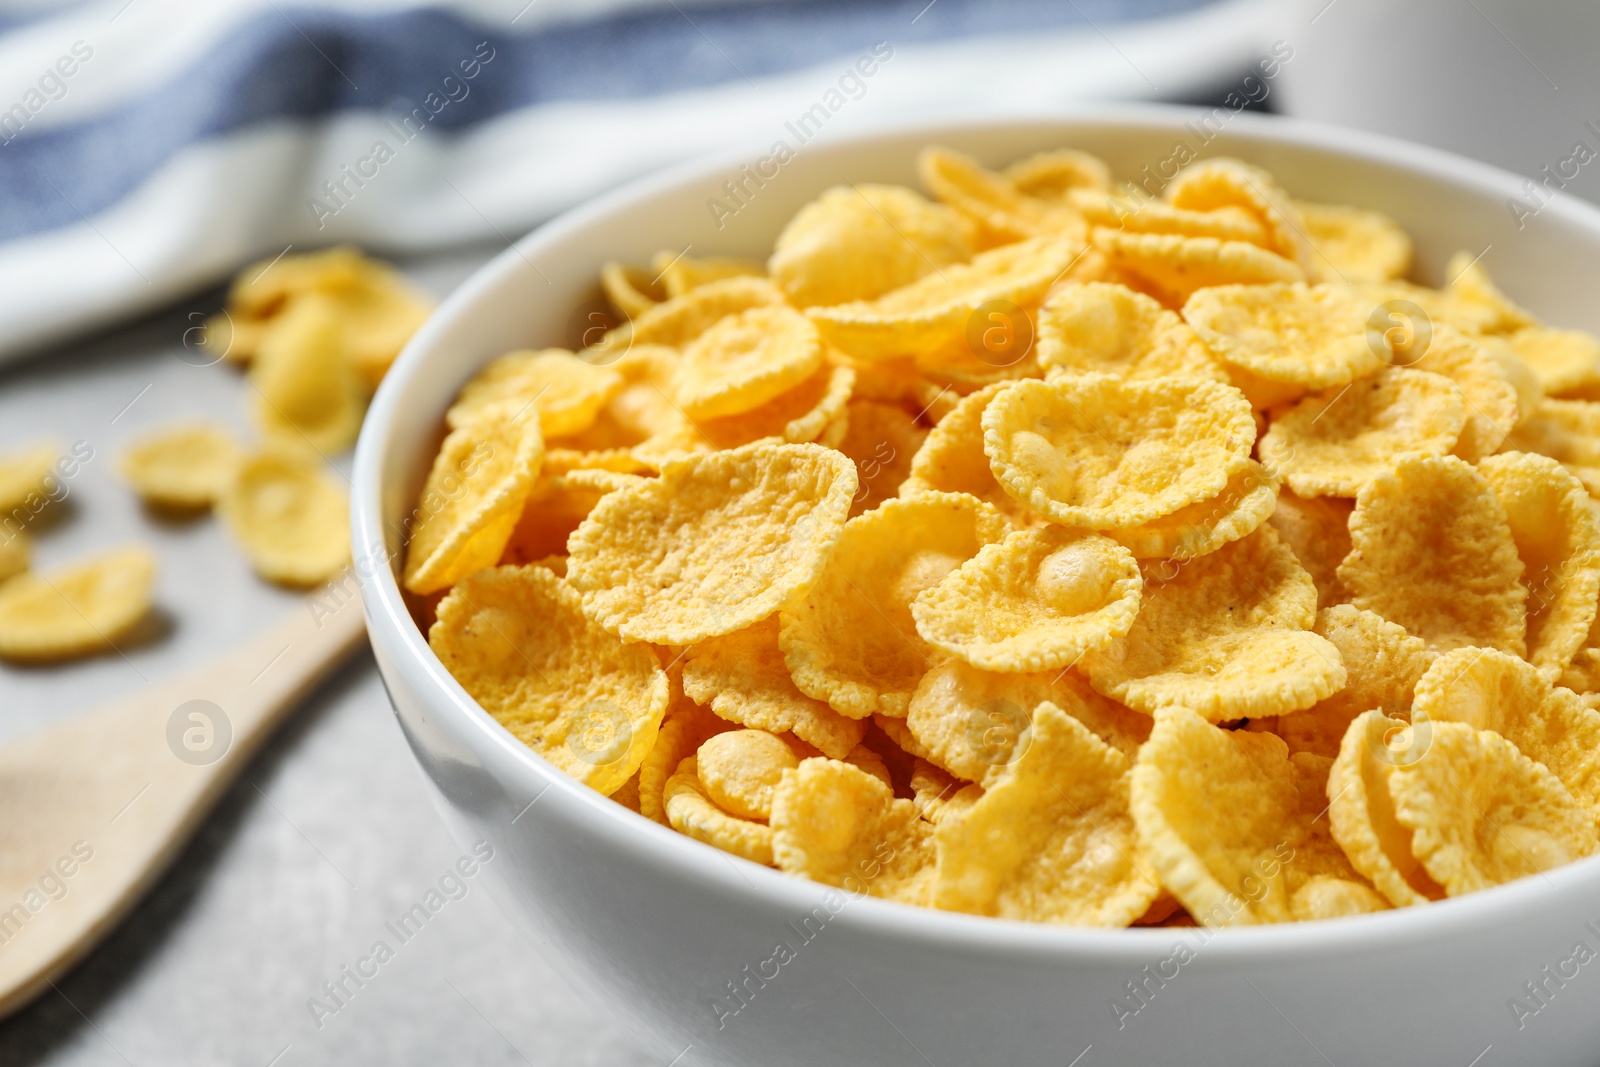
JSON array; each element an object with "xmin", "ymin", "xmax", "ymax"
[{"xmin": 0, "ymin": 244, "xmax": 653, "ymax": 1067}]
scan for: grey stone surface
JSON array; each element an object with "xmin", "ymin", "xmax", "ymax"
[{"xmin": 0, "ymin": 245, "xmax": 652, "ymax": 1067}]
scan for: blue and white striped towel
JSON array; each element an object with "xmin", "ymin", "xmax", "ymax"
[{"xmin": 0, "ymin": 0, "xmax": 1270, "ymax": 362}]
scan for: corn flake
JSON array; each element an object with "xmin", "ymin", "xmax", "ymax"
[
  {"xmin": 1182, "ymin": 283, "xmax": 1384, "ymax": 398},
  {"xmin": 1067, "ymin": 189, "xmax": 1269, "ymax": 244},
  {"xmin": 1480, "ymin": 452, "xmax": 1600, "ymax": 675},
  {"xmin": 1295, "ymin": 200, "xmax": 1413, "ymax": 283},
  {"xmin": 1035, "ymin": 282, "xmax": 1227, "ymax": 383},
  {"xmin": 600, "ymin": 261, "xmax": 666, "ymax": 321},
  {"xmin": 1258, "ymin": 368, "xmax": 1466, "ymax": 498},
  {"xmin": 667, "ymin": 757, "xmax": 775, "ymax": 865},
  {"xmin": 1444, "ymin": 252, "xmax": 1538, "ymax": 335},
  {"xmin": 1131, "ymin": 710, "xmax": 1383, "ymax": 926},
  {"xmin": 1509, "ymin": 327, "xmax": 1600, "ymax": 398},
  {"xmin": 654, "ymin": 252, "xmax": 764, "ymax": 299},
  {"xmin": 691, "ymin": 361, "xmax": 854, "ymax": 452},
  {"xmin": 119, "ymin": 423, "xmax": 241, "ymax": 509},
  {"xmin": 934, "ymin": 702, "xmax": 1159, "ymax": 926},
  {"xmin": 918, "ymin": 146, "xmax": 1086, "ymax": 246},
  {"xmin": 780, "ymin": 492, "xmax": 1008, "ymax": 718},
  {"xmin": 431, "ymin": 565, "xmax": 668, "ymax": 795},
  {"xmin": 905, "ymin": 658, "xmax": 1148, "ymax": 787},
  {"xmin": 681, "ymin": 617, "xmax": 865, "ymax": 759},
  {"xmin": 1338, "ymin": 454, "xmax": 1527, "ymax": 654},
  {"xmin": 627, "ymin": 275, "xmax": 783, "ymax": 349},
  {"xmin": 1095, "ymin": 230, "xmax": 1304, "ymax": 308},
  {"xmin": 769, "ymin": 184, "xmax": 975, "ymax": 308},
  {"xmin": 1276, "ymin": 606, "xmax": 1435, "ymax": 759},
  {"xmin": 1110, "ymin": 460, "xmax": 1279, "ymax": 561},
  {"xmin": 0, "ymin": 546, "xmax": 156, "ymax": 661},
  {"xmin": 0, "ymin": 440, "xmax": 60, "ymax": 515},
  {"xmin": 900, "ymin": 382, "xmax": 1031, "ymax": 524},
  {"xmin": 0, "ymin": 531, "xmax": 27, "ymax": 584},
  {"xmin": 219, "ymin": 447, "xmax": 350, "ymax": 586},
  {"xmin": 568, "ymin": 443, "xmax": 856, "ymax": 644},
  {"xmin": 446, "ymin": 349, "xmax": 623, "ymax": 437},
  {"xmin": 1391, "ymin": 720, "xmax": 1596, "ymax": 896},
  {"xmin": 403, "ymin": 404, "xmax": 544, "ymax": 594},
  {"xmin": 1081, "ymin": 527, "xmax": 1343, "ymax": 720},
  {"xmin": 674, "ymin": 304, "xmax": 824, "ymax": 419},
  {"xmin": 982, "ymin": 375, "xmax": 1255, "ymax": 530},
  {"xmin": 770, "ymin": 757, "xmax": 935, "ymax": 904},
  {"xmin": 1401, "ymin": 325, "xmax": 1518, "ymax": 462},
  {"xmin": 911, "ymin": 525, "xmax": 1141, "ymax": 673},
  {"xmin": 641, "ymin": 700, "xmax": 728, "ymax": 824},
  {"xmin": 807, "ymin": 236, "xmax": 1080, "ymax": 361},
  {"xmin": 1164, "ymin": 158, "xmax": 1318, "ymax": 276},
  {"xmin": 835, "ymin": 399, "xmax": 926, "ymax": 517},
  {"xmin": 1412, "ymin": 647, "xmax": 1600, "ymax": 817},
  {"xmin": 696, "ymin": 729, "xmax": 799, "ymax": 821},
  {"xmin": 500, "ymin": 468, "xmax": 643, "ymax": 566},
  {"xmin": 1327, "ymin": 711, "xmax": 1445, "ymax": 907},
  {"xmin": 1004, "ymin": 149, "xmax": 1110, "ymax": 200},
  {"xmin": 1267, "ymin": 490, "xmax": 1352, "ymax": 607},
  {"xmin": 250, "ymin": 294, "xmax": 365, "ymax": 453}
]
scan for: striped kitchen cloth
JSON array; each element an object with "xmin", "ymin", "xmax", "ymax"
[{"xmin": 0, "ymin": 0, "xmax": 1270, "ymax": 361}]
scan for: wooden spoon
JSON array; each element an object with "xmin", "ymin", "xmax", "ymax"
[{"xmin": 0, "ymin": 588, "xmax": 367, "ymax": 1019}]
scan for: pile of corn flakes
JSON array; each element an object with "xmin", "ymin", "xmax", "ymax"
[
  {"xmin": 0, "ymin": 247, "xmax": 430, "ymax": 662},
  {"xmin": 414, "ymin": 147, "xmax": 1600, "ymax": 927}
]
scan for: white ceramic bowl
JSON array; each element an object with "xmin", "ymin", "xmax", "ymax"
[{"xmin": 353, "ymin": 108, "xmax": 1600, "ymax": 1067}]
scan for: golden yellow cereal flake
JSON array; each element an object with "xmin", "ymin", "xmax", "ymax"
[
  {"xmin": 119, "ymin": 424, "xmax": 241, "ymax": 509},
  {"xmin": 1131, "ymin": 709, "xmax": 1384, "ymax": 926},
  {"xmin": 1391, "ymin": 721, "xmax": 1596, "ymax": 896},
  {"xmin": 1258, "ymin": 368, "xmax": 1466, "ymax": 498},
  {"xmin": 250, "ymin": 293, "xmax": 366, "ymax": 453},
  {"xmin": 807, "ymin": 236, "xmax": 1081, "ymax": 361},
  {"xmin": 667, "ymin": 757, "xmax": 774, "ymax": 865},
  {"xmin": 1338, "ymin": 454, "xmax": 1527, "ymax": 654},
  {"xmin": 1509, "ymin": 327, "xmax": 1600, "ymax": 398},
  {"xmin": 681, "ymin": 617, "xmax": 865, "ymax": 759},
  {"xmin": 982, "ymin": 375, "xmax": 1255, "ymax": 530},
  {"xmin": 1182, "ymin": 283, "xmax": 1384, "ymax": 397},
  {"xmin": 696, "ymin": 729, "xmax": 799, "ymax": 821},
  {"xmin": 1327, "ymin": 711, "xmax": 1445, "ymax": 908},
  {"xmin": 0, "ymin": 440, "xmax": 60, "ymax": 515},
  {"xmin": 403, "ymin": 404, "xmax": 544, "ymax": 594},
  {"xmin": 1295, "ymin": 200, "xmax": 1412, "ymax": 283},
  {"xmin": 1109, "ymin": 460, "xmax": 1279, "ymax": 561},
  {"xmin": 770, "ymin": 757, "xmax": 935, "ymax": 904},
  {"xmin": 905, "ymin": 658, "xmax": 1148, "ymax": 787},
  {"xmin": 780, "ymin": 492, "xmax": 1008, "ymax": 718},
  {"xmin": 674, "ymin": 304, "xmax": 824, "ymax": 419},
  {"xmin": 568, "ymin": 443, "xmax": 856, "ymax": 644},
  {"xmin": 430, "ymin": 565, "xmax": 668, "ymax": 795},
  {"xmin": 1035, "ymin": 282, "xmax": 1227, "ymax": 383},
  {"xmin": 0, "ymin": 546, "xmax": 156, "ymax": 661},
  {"xmin": 1081, "ymin": 527, "xmax": 1343, "ymax": 720},
  {"xmin": 1480, "ymin": 452, "xmax": 1600, "ymax": 675},
  {"xmin": 769, "ymin": 184, "xmax": 975, "ymax": 308},
  {"xmin": 934, "ymin": 702, "xmax": 1159, "ymax": 925},
  {"xmin": 900, "ymin": 382, "xmax": 1031, "ymax": 524},
  {"xmin": 219, "ymin": 447, "xmax": 350, "ymax": 586},
  {"xmin": 446, "ymin": 349, "xmax": 623, "ymax": 437},
  {"xmin": 911, "ymin": 525, "xmax": 1141, "ymax": 672},
  {"xmin": 1276, "ymin": 606, "xmax": 1435, "ymax": 759},
  {"xmin": 1412, "ymin": 647, "xmax": 1600, "ymax": 817}
]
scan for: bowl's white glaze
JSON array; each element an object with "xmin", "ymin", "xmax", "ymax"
[{"xmin": 353, "ymin": 108, "xmax": 1600, "ymax": 1067}]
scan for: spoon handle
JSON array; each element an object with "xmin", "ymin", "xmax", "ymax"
[{"xmin": 0, "ymin": 586, "xmax": 367, "ymax": 1019}]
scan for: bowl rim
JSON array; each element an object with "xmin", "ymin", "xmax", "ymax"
[{"xmin": 353, "ymin": 102, "xmax": 1600, "ymax": 963}]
